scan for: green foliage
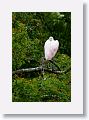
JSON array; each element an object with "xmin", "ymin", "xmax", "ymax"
[
  {"xmin": 12, "ymin": 22, "xmax": 30, "ymax": 70},
  {"xmin": 12, "ymin": 54, "xmax": 71, "ymax": 102},
  {"xmin": 12, "ymin": 12, "xmax": 71, "ymax": 71},
  {"xmin": 12, "ymin": 12, "xmax": 71, "ymax": 102},
  {"xmin": 12, "ymin": 73, "xmax": 71, "ymax": 102}
]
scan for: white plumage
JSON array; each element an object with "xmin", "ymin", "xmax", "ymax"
[{"xmin": 44, "ymin": 37, "xmax": 59, "ymax": 60}]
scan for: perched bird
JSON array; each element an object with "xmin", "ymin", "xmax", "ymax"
[
  {"xmin": 41, "ymin": 37, "xmax": 59, "ymax": 79},
  {"xmin": 44, "ymin": 36, "xmax": 59, "ymax": 60}
]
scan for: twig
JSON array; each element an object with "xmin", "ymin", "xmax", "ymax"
[
  {"xmin": 49, "ymin": 60, "xmax": 61, "ymax": 71},
  {"xmin": 45, "ymin": 66, "xmax": 71, "ymax": 74}
]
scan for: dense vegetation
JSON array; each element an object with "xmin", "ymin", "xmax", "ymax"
[{"xmin": 12, "ymin": 12, "xmax": 71, "ymax": 102}]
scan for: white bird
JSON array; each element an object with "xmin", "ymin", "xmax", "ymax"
[{"xmin": 44, "ymin": 37, "xmax": 59, "ymax": 60}]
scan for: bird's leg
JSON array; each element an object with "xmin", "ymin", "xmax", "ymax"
[
  {"xmin": 47, "ymin": 61, "xmax": 50, "ymax": 69},
  {"xmin": 51, "ymin": 59, "xmax": 55, "ymax": 71}
]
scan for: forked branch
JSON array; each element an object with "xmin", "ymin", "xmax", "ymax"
[{"xmin": 12, "ymin": 66, "xmax": 71, "ymax": 75}]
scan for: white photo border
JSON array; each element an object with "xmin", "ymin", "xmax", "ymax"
[{"xmin": 0, "ymin": 0, "xmax": 83, "ymax": 114}]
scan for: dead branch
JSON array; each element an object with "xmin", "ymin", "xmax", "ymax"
[{"xmin": 12, "ymin": 66, "xmax": 71, "ymax": 75}]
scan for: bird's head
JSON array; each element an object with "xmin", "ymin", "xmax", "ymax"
[{"xmin": 49, "ymin": 36, "xmax": 54, "ymax": 41}]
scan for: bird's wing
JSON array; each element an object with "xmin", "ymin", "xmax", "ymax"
[{"xmin": 50, "ymin": 40, "xmax": 59, "ymax": 57}]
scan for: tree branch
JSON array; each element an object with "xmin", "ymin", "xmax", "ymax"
[
  {"xmin": 12, "ymin": 66, "xmax": 42, "ymax": 74},
  {"xmin": 12, "ymin": 66, "xmax": 71, "ymax": 75}
]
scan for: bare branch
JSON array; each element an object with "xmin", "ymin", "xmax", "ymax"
[
  {"xmin": 12, "ymin": 66, "xmax": 71, "ymax": 75},
  {"xmin": 45, "ymin": 66, "xmax": 71, "ymax": 74},
  {"xmin": 12, "ymin": 66, "xmax": 42, "ymax": 74}
]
